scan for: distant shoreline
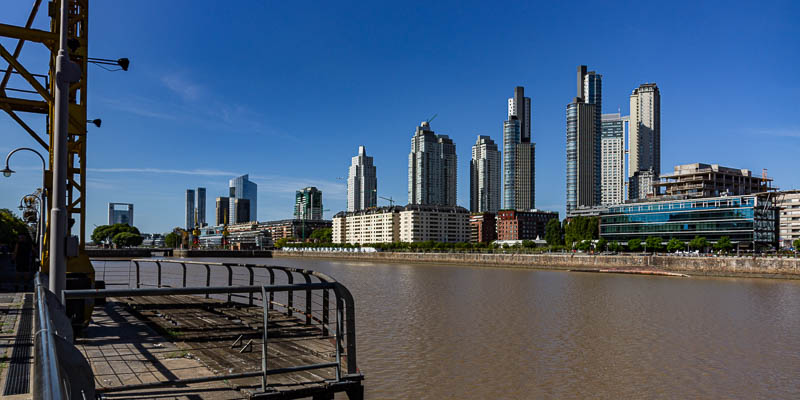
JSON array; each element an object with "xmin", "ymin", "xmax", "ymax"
[{"xmin": 274, "ymin": 251, "xmax": 800, "ymax": 280}]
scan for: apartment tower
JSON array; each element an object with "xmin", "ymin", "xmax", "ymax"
[
  {"xmin": 601, "ymin": 113, "xmax": 627, "ymax": 205},
  {"xmin": 229, "ymin": 174, "xmax": 258, "ymax": 223},
  {"xmin": 185, "ymin": 189, "xmax": 195, "ymax": 229},
  {"xmin": 566, "ymin": 65, "xmax": 602, "ymax": 214},
  {"xmin": 347, "ymin": 146, "xmax": 378, "ymax": 211},
  {"xmin": 629, "ymin": 83, "xmax": 661, "ymax": 199},
  {"xmin": 504, "ymin": 86, "xmax": 536, "ymax": 210},
  {"xmin": 408, "ymin": 121, "xmax": 457, "ymax": 206},
  {"xmin": 470, "ymin": 135, "xmax": 501, "ymax": 213}
]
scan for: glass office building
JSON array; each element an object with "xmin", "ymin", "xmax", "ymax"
[{"xmin": 600, "ymin": 194, "xmax": 778, "ymax": 249}]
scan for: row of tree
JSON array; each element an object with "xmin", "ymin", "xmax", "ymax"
[
  {"xmin": 0, "ymin": 209, "xmax": 31, "ymax": 249},
  {"xmin": 90, "ymin": 223, "xmax": 143, "ymax": 247}
]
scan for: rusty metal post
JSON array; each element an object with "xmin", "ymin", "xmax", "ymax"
[
  {"xmin": 260, "ymin": 286, "xmax": 269, "ymax": 391},
  {"xmin": 225, "ymin": 265, "xmax": 233, "ymax": 303},
  {"xmin": 247, "ymin": 266, "xmax": 255, "ymax": 305},
  {"xmin": 322, "ymin": 287, "xmax": 329, "ymax": 336},
  {"xmin": 302, "ymin": 272, "xmax": 312, "ymax": 325},
  {"xmin": 204, "ymin": 264, "xmax": 211, "ymax": 299},
  {"xmin": 284, "ymin": 270, "xmax": 294, "ymax": 316},
  {"xmin": 156, "ymin": 261, "xmax": 162, "ymax": 288},
  {"xmin": 268, "ymin": 269, "xmax": 275, "ymax": 310}
]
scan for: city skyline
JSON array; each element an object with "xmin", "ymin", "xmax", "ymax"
[{"xmin": 2, "ymin": 2, "xmax": 798, "ymax": 234}]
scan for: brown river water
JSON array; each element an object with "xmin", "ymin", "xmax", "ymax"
[{"xmin": 96, "ymin": 256, "xmax": 800, "ymax": 399}]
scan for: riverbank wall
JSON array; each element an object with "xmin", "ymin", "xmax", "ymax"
[{"xmin": 275, "ymin": 251, "xmax": 800, "ymax": 279}]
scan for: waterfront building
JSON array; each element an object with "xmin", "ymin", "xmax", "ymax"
[
  {"xmin": 629, "ymin": 168, "xmax": 657, "ymax": 200},
  {"xmin": 776, "ymin": 190, "xmax": 800, "ymax": 248},
  {"xmin": 230, "ymin": 198, "xmax": 251, "ymax": 224},
  {"xmin": 601, "ymin": 113, "xmax": 627, "ymax": 205},
  {"xmin": 469, "ymin": 212, "xmax": 497, "ymax": 243},
  {"xmin": 566, "ymin": 100, "xmax": 598, "ymax": 215},
  {"xmin": 408, "ymin": 121, "xmax": 457, "ymax": 206},
  {"xmin": 229, "ymin": 174, "xmax": 258, "ymax": 222},
  {"xmin": 197, "ymin": 223, "xmax": 271, "ymax": 249},
  {"xmin": 628, "ymin": 83, "xmax": 661, "ymax": 200},
  {"xmin": 470, "ymin": 135, "xmax": 501, "ymax": 213},
  {"xmin": 215, "ymin": 197, "xmax": 230, "ymax": 225},
  {"xmin": 332, "ymin": 206, "xmax": 403, "ymax": 244},
  {"xmin": 259, "ymin": 219, "xmax": 332, "ymax": 241},
  {"xmin": 399, "ymin": 204, "xmax": 469, "ymax": 243},
  {"xmin": 503, "ymin": 87, "xmax": 536, "ymax": 211},
  {"xmin": 295, "ymin": 187, "xmax": 323, "ymax": 220},
  {"xmin": 196, "ymin": 187, "xmax": 206, "ymax": 227},
  {"xmin": 600, "ymin": 194, "xmax": 779, "ymax": 250},
  {"xmin": 107, "ymin": 202, "xmax": 134, "ymax": 226},
  {"xmin": 496, "ymin": 209, "xmax": 559, "ymax": 241},
  {"xmin": 347, "ymin": 146, "xmax": 377, "ymax": 212},
  {"xmin": 579, "ymin": 66, "xmax": 602, "ymax": 206},
  {"xmin": 185, "ymin": 189, "xmax": 195, "ymax": 230},
  {"xmin": 655, "ymin": 163, "xmax": 774, "ymax": 198}
]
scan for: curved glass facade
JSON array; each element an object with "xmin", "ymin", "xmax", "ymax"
[{"xmin": 600, "ymin": 195, "xmax": 778, "ymax": 247}]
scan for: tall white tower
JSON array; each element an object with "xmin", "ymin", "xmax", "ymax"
[{"xmin": 347, "ymin": 146, "xmax": 377, "ymax": 211}]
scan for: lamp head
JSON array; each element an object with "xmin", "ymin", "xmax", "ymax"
[
  {"xmin": 117, "ymin": 58, "xmax": 130, "ymax": 71},
  {"xmin": 89, "ymin": 119, "xmax": 102, "ymax": 128},
  {"xmin": 1, "ymin": 167, "xmax": 14, "ymax": 177}
]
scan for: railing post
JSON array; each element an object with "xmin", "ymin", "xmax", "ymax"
[
  {"xmin": 180, "ymin": 263, "xmax": 187, "ymax": 287},
  {"xmin": 284, "ymin": 270, "xmax": 294, "ymax": 316},
  {"xmin": 204, "ymin": 264, "xmax": 211, "ymax": 299},
  {"xmin": 322, "ymin": 287, "xmax": 329, "ymax": 336},
  {"xmin": 134, "ymin": 260, "xmax": 140, "ymax": 288},
  {"xmin": 225, "ymin": 265, "xmax": 233, "ymax": 303},
  {"xmin": 260, "ymin": 286, "xmax": 269, "ymax": 392},
  {"xmin": 156, "ymin": 261, "xmax": 162, "ymax": 288},
  {"xmin": 335, "ymin": 298, "xmax": 343, "ymax": 381},
  {"xmin": 268, "ymin": 269, "xmax": 275, "ymax": 310},
  {"xmin": 334, "ymin": 283, "xmax": 358, "ymax": 375},
  {"xmin": 302, "ymin": 272, "xmax": 312, "ymax": 325},
  {"xmin": 247, "ymin": 266, "xmax": 255, "ymax": 305}
]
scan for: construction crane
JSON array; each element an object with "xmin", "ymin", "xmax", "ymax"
[
  {"xmin": 379, "ymin": 196, "xmax": 395, "ymax": 207},
  {"xmin": 427, "ymin": 113, "xmax": 437, "ymax": 124},
  {"xmin": 0, "ymin": 0, "xmax": 126, "ymax": 331}
]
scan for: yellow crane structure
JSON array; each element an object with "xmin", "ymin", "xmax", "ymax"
[{"xmin": 0, "ymin": 0, "xmax": 120, "ymax": 330}]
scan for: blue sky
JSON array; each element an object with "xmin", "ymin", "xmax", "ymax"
[{"xmin": 2, "ymin": 1, "xmax": 799, "ymax": 234}]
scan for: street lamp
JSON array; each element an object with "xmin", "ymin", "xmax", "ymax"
[
  {"xmin": 3, "ymin": 148, "xmax": 48, "ymax": 269},
  {"xmin": 87, "ymin": 57, "xmax": 130, "ymax": 71},
  {"xmin": 87, "ymin": 118, "xmax": 101, "ymax": 128}
]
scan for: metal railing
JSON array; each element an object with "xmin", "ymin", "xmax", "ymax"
[
  {"xmin": 67, "ymin": 259, "xmax": 361, "ymax": 395},
  {"xmin": 32, "ymin": 273, "xmax": 95, "ymax": 400}
]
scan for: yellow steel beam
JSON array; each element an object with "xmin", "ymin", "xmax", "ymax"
[
  {"xmin": 0, "ymin": 102, "xmax": 49, "ymax": 149},
  {"xmin": 0, "ymin": 0, "xmax": 43, "ymax": 92},
  {"xmin": 0, "ymin": 96, "xmax": 48, "ymax": 114},
  {"xmin": 0, "ymin": 43, "xmax": 53, "ymax": 102},
  {"xmin": 0, "ymin": 23, "xmax": 56, "ymax": 47}
]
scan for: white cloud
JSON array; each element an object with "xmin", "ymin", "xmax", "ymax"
[
  {"xmin": 89, "ymin": 167, "xmax": 240, "ymax": 176},
  {"xmin": 755, "ymin": 128, "xmax": 800, "ymax": 138},
  {"xmin": 161, "ymin": 73, "xmax": 204, "ymax": 101}
]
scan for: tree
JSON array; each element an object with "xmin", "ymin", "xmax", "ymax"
[
  {"xmin": 544, "ymin": 218, "xmax": 563, "ymax": 246},
  {"xmin": 714, "ymin": 236, "xmax": 734, "ymax": 254},
  {"xmin": 91, "ymin": 223, "xmax": 141, "ymax": 245},
  {"xmin": 0, "ymin": 209, "xmax": 30, "ymax": 249},
  {"xmin": 274, "ymin": 237, "xmax": 290, "ymax": 248},
  {"xmin": 627, "ymin": 238, "xmax": 642, "ymax": 252},
  {"xmin": 793, "ymin": 239, "xmax": 800, "ymax": 251},
  {"xmin": 596, "ymin": 238, "xmax": 607, "ymax": 252},
  {"xmin": 164, "ymin": 232, "xmax": 180, "ymax": 248},
  {"xmin": 112, "ymin": 232, "xmax": 143, "ymax": 247},
  {"xmin": 564, "ymin": 216, "xmax": 599, "ymax": 246},
  {"xmin": 576, "ymin": 240, "xmax": 593, "ymax": 252},
  {"xmin": 607, "ymin": 241, "xmax": 622, "ymax": 252},
  {"xmin": 645, "ymin": 236, "xmax": 664, "ymax": 252},
  {"xmin": 666, "ymin": 238, "xmax": 685, "ymax": 253},
  {"xmin": 309, "ymin": 228, "xmax": 332, "ymax": 243},
  {"xmin": 689, "ymin": 236, "xmax": 708, "ymax": 252},
  {"xmin": 521, "ymin": 240, "xmax": 536, "ymax": 249}
]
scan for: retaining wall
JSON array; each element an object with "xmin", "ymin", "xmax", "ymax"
[{"xmin": 275, "ymin": 251, "xmax": 800, "ymax": 279}]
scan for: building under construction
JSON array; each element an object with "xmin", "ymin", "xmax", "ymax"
[{"xmin": 655, "ymin": 163, "xmax": 774, "ymax": 198}]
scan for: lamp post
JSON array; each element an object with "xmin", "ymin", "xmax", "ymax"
[
  {"xmin": 50, "ymin": 0, "xmax": 82, "ymax": 302},
  {"xmin": 3, "ymin": 147, "xmax": 48, "ymax": 264},
  {"xmin": 19, "ymin": 191, "xmax": 44, "ymax": 263}
]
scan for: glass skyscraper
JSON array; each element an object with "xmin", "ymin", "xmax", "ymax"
[
  {"xmin": 504, "ymin": 86, "xmax": 536, "ymax": 211},
  {"xmin": 566, "ymin": 65, "xmax": 602, "ymax": 214},
  {"xmin": 229, "ymin": 174, "xmax": 257, "ymax": 222}
]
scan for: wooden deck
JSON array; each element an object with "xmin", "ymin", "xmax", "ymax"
[{"xmin": 92, "ymin": 294, "xmax": 359, "ymax": 399}]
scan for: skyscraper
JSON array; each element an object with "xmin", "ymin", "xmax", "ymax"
[
  {"xmin": 347, "ymin": 146, "xmax": 377, "ymax": 212},
  {"xmin": 503, "ymin": 86, "xmax": 536, "ymax": 210},
  {"xmin": 408, "ymin": 121, "xmax": 457, "ymax": 206},
  {"xmin": 629, "ymin": 83, "xmax": 661, "ymax": 200},
  {"xmin": 601, "ymin": 113, "xmax": 627, "ymax": 205},
  {"xmin": 185, "ymin": 189, "xmax": 195, "ymax": 229},
  {"xmin": 567, "ymin": 65, "xmax": 602, "ymax": 214},
  {"xmin": 215, "ymin": 197, "xmax": 230, "ymax": 225},
  {"xmin": 196, "ymin": 187, "xmax": 206, "ymax": 227},
  {"xmin": 470, "ymin": 135, "xmax": 501, "ymax": 213},
  {"xmin": 108, "ymin": 203, "xmax": 134, "ymax": 225},
  {"xmin": 229, "ymin": 174, "xmax": 258, "ymax": 222},
  {"xmin": 566, "ymin": 100, "xmax": 597, "ymax": 214},
  {"xmin": 295, "ymin": 187, "xmax": 323, "ymax": 220},
  {"xmin": 231, "ymin": 198, "xmax": 251, "ymax": 224}
]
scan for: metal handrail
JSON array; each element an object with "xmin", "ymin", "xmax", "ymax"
[
  {"xmin": 81, "ymin": 259, "xmax": 362, "ymax": 392},
  {"xmin": 32, "ymin": 273, "xmax": 65, "ymax": 400}
]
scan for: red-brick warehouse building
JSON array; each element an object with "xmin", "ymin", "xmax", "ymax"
[
  {"xmin": 469, "ymin": 213, "xmax": 497, "ymax": 243},
  {"xmin": 496, "ymin": 210, "xmax": 559, "ymax": 241}
]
